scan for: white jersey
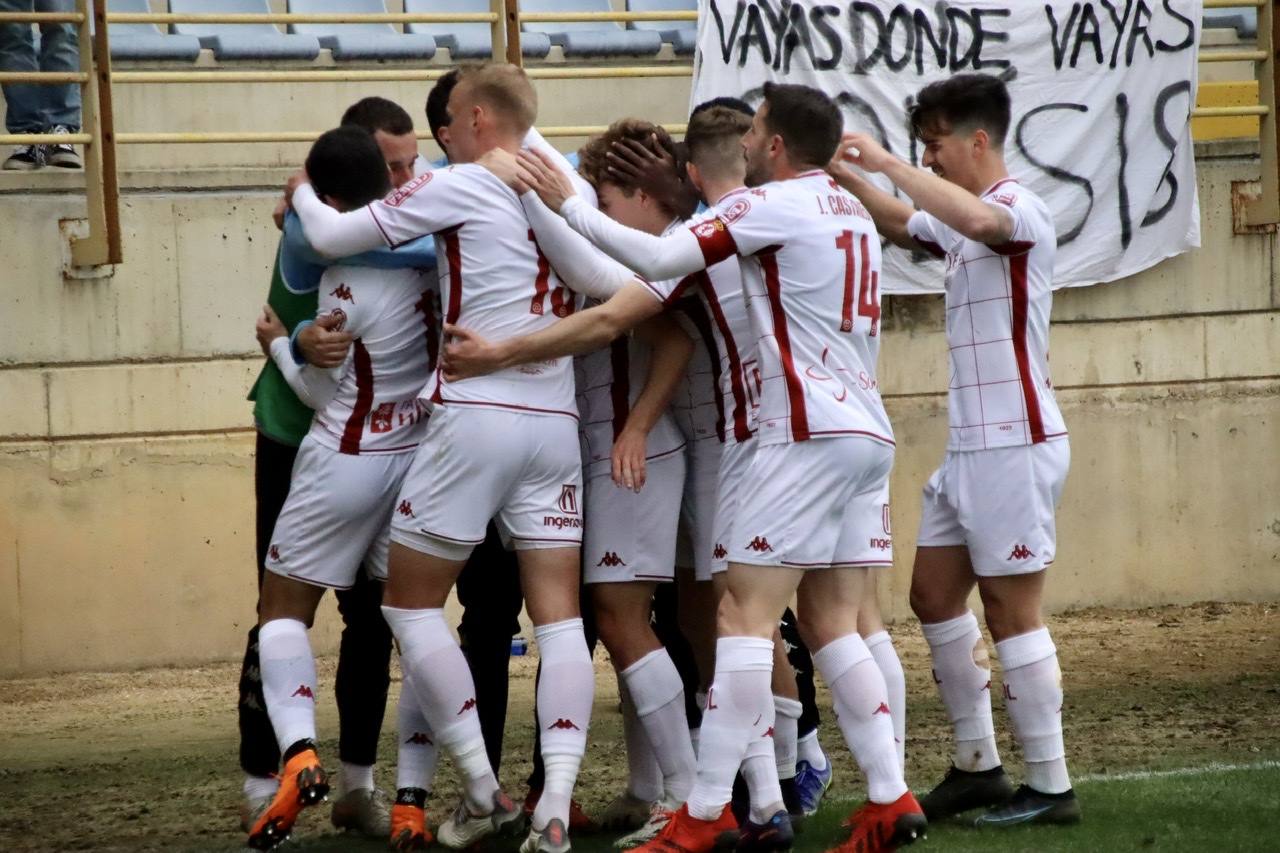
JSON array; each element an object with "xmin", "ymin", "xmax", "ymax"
[
  {"xmin": 366, "ymin": 163, "xmax": 583, "ymax": 420},
  {"xmin": 575, "ymin": 299, "xmax": 686, "ymax": 479},
  {"xmin": 690, "ymin": 173, "xmax": 893, "ymax": 448},
  {"xmin": 643, "ymin": 239, "xmax": 759, "ymax": 445},
  {"xmin": 309, "ymin": 265, "xmax": 435, "ymax": 455},
  {"xmin": 907, "ymin": 178, "xmax": 1067, "ymax": 451}
]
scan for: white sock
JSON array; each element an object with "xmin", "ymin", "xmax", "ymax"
[
  {"xmin": 796, "ymin": 731, "xmax": 827, "ymax": 771},
  {"xmin": 686, "ymin": 637, "xmax": 774, "ymax": 821},
  {"xmin": 772, "ymin": 696, "xmax": 802, "ymax": 781},
  {"xmin": 997, "ymin": 627, "xmax": 1071, "ymax": 794},
  {"xmin": 244, "ymin": 774, "xmax": 279, "ymax": 801},
  {"xmin": 622, "ymin": 649, "xmax": 697, "ymax": 803},
  {"xmin": 382, "ymin": 606, "xmax": 497, "ymax": 813},
  {"xmin": 864, "ymin": 630, "xmax": 907, "ymax": 772},
  {"xmin": 396, "ymin": 671, "xmax": 439, "ymax": 793},
  {"xmin": 532, "ymin": 619, "xmax": 594, "ymax": 831},
  {"xmin": 742, "ymin": 729, "xmax": 784, "ymax": 823},
  {"xmin": 258, "ymin": 618, "xmax": 317, "ymax": 754},
  {"xmin": 921, "ymin": 612, "xmax": 1001, "ymax": 772},
  {"xmin": 619, "ymin": 679, "xmax": 664, "ymax": 802},
  {"xmin": 341, "ymin": 762, "xmax": 374, "ymax": 794},
  {"xmin": 813, "ymin": 633, "xmax": 907, "ymax": 805}
]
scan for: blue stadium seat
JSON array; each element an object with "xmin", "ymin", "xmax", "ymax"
[
  {"xmin": 521, "ymin": 0, "xmax": 661, "ymax": 57},
  {"xmin": 106, "ymin": 0, "xmax": 203, "ymax": 61},
  {"xmin": 1203, "ymin": 8, "xmax": 1258, "ymax": 39},
  {"xmin": 287, "ymin": 0, "xmax": 437, "ymax": 60},
  {"xmin": 403, "ymin": 0, "xmax": 550, "ymax": 59},
  {"xmin": 627, "ymin": 0, "xmax": 695, "ymax": 55},
  {"xmin": 169, "ymin": 0, "xmax": 321, "ymax": 60}
]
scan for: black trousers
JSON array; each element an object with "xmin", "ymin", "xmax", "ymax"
[
  {"xmin": 237, "ymin": 432, "xmax": 393, "ymax": 777},
  {"xmin": 778, "ymin": 608, "xmax": 821, "ymax": 738}
]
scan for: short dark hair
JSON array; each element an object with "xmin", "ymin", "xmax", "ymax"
[
  {"xmin": 340, "ymin": 96, "xmax": 414, "ymax": 137},
  {"xmin": 760, "ymin": 82, "xmax": 842, "ymax": 168},
  {"xmin": 307, "ymin": 126, "xmax": 391, "ymax": 209},
  {"xmin": 691, "ymin": 96, "xmax": 754, "ymax": 119},
  {"xmin": 909, "ymin": 73, "xmax": 1011, "ymax": 145},
  {"xmin": 426, "ymin": 69, "xmax": 460, "ymax": 141}
]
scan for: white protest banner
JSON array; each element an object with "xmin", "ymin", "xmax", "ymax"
[{"xmin": 691, "ymin": 0, "xmax": 1203, "ymax": 293}]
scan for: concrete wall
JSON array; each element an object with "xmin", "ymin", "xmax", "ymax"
[{"xmin": 0, "ymin": 107, "xmax": 1276, "ymax": 674}]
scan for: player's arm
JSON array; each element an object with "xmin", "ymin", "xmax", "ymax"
[
  {"xmin": 842, "ymin": 132, "xmax": 1015, "ymax": 245},
  {"xmin": 289, "ymin": 181, "xmax": 386, "ymax": 258},
  {"xmin": 516, "ymin": 149, "xmax": 712, "ymax": 281},
  {"xmin": 612, "ymin": 315, "xmax": 694, "ymax": 492},
  {"xmin": 441, "ymin": 281, "xmax": 662, "ymax": 380},
  {"xmin": 828, "ymin": 135, "xmax": 920, "ymax": 251},
  {"xmin": 257, "ymin": 303, "xmax": 342, "ymax": 410},
  {"xmin": 523, "ymin": 190, "xmax": 640, "ymax": 301}
]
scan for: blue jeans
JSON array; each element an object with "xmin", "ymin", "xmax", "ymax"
[{"xmin": 0, "ymin": 0, "xmax": 80, "ymax": 134}]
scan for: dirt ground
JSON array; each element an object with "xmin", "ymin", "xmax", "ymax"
[{"xmin": 0, "ymin": 602, "xmax": 1277, "ymax": 852}]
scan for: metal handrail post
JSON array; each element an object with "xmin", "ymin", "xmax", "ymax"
[
  {"xmin": 69, "ymin": 0, "xmax": 120, "ymax": 266},
  {"xmin": 1245, "ymin": 0, "xmax": 1278, "ymax": 226},
  {"xmin": 503, "ymin": 0, "xmax": 521, "ymax": 66}
]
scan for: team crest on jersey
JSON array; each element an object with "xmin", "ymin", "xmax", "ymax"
[
  {"xmin": 327, "ymin": 308, "xmax": 347, "ymax": 332},
  {"xmin": 385, "ymin": 171, "xmax": 432, "ymax": 207},
  {"xmin": 991, "ymin": 192, "xmax": 1017, "ymax": 207},
  {"xmin": 330, "ymin": 283, "xmax": 354, "ymax": 303},
  {"xmin": 558, "ymin": 484, "xmax": 579, "ymax": 515},
  {"xmin": 721, "ymin": 197, "xmax": 751, "ymax": 223}
]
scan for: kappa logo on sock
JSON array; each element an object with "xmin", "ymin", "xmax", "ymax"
[
  {"xmin": 268, "ymin": 544, "xmax": 281, "ymax": 562},
  {"xmin": 763, "ymin": 726, "xmax": 775, "ymax": 738},
  {"xmin": 546, "ymin": 718, "xmax": 581, "ymax": 731},
  {"xmin": 405, "ymin": 731, "xmax": 433, "ymax": 745},
  {"xmin": 457, "ymin": 697, "xmax": 477, "ymax": 714},
  {"xmin": 713, "ymin": 544, "xmax": 727, "ymax": 560},
  {"xmin": 292, "ymin": 684, "xmax": 315, "ymax": 700},
  {"xmin": 1007, "ymin": 544, "xmax": 1036, "ymax": 561},
  {"xmin": 595, "ymin": 551, "xmax": 627, "ymax": 568},
  {"xmin": 397, "ymin": 500, "xmax": 415, "ymax": 518},
  {"xmin": 745, "ymin": 536, "xmax": 774, "ymax": 553},
  {"xmin": 873, "ymin": 702, "xmax": 891, "ymax": 716}
]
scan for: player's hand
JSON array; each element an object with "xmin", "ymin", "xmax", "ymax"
[
  {"xmin": 284, "ymin": 168, "xmax": 309, "ymax": 208},
  {"xmin": 838, "ymin": 132, "xmax": 895, "ymax": 174},
  {"xmin": 440, "ymin": 324, "xmax": 507, "ymax": 380},
  {"xmin": 515, "ymin": 148, "xmax": 577, "ymax": 213},
  {"xmin": 477, "ymin": 147, "xmax": 520, "ymax": 188},
  {"xmin": 271, "ymin": 196, "xmax": 288, "ymax": 231},
  {"xmin": 255, "ymin": 304, "xmax": 287, "ymax": 356},
  {"xmin": 607, "ymin": 133, "xmax": 699, "ymax": 219},
  {"xmin": 611, "ymin": 425, "xmax": 649, "ymax": 492},
  {"xmin": 298, "ymin": 311, "xmax": 352, "ymax": 368}
]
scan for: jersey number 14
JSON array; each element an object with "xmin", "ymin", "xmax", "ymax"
[{"xmin": 836, "ymin": 230, "xmax": 880, "ymax": 337}]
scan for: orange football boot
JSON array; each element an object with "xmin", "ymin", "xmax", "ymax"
[
  {"xmin": 632, "ymin": 803, "xmax": 737, "ymax": 853},
  {"xmin": 247, "ymin": 745, "xmax": 330, "ymax": 850},
  {"xmin": 827, "ymin": 791, "xmax": 927, "ymax": 853}
]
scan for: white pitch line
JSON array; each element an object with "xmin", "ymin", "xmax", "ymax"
[{"xmin": 1074, "ymin": 759, "xmax": 1280, "ymax": 784}]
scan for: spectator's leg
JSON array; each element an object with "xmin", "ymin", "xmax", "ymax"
[
  {"xmin": 34, "ymin": 0, "xmax": 79, "ymax": 131},
  {"xmin": 780, "ymin": 607, "xmax": 821, "ymax": 738},
  {"xmin": 652, "ymin": 581, "xmax": 703, "ymax": 730},
  {"xmin": 333, "ymin": 570, "xmax": 393, "ymax": 788},
  {"xmin": 457, "ymin": 524, "xmax": 523, "ymax": 776},
  {"xmin": 0, "ymin": 0, "xmax": 42, "ymax": 135}
]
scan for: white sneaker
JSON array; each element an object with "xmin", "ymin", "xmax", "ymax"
[
  {"xmin": 598, "ymin": 791, "xmax": 654, "ymax": 831},
  {"xmin": 520, "ymin": 817, "xmax": 571, "ymax": 853},
  {"xmin": 437, "ymin": 789, "xmax": 524, "ymax": 849},
  {"xmin": 44, "ymin": 125, "xmax": 81, "ymax": 169},
  {"xmin": 613, "ymin": 800, "xmax": 679, "ymax": 849},
  {"xmin": 330, "ymin": 787, "xmax": 392, "ymax": 836}
]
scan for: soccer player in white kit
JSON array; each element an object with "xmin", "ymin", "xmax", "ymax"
[
  {"xmin": 830, "ymin": 73, "xmax": 1079, "ymax": 827},
  {"xmin": 451, "ymin": 84, "xmax": 926, "ymax": 853},
  {"xmin": 288, "ymin": 65, "xmax": 604, "ymax": 853},
  {"xmin": 247, "ymin": 127, "xmax": 437, "ymax": 851}
]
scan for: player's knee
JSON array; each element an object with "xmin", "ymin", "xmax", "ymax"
[{"xmin": 908, "ymin": 581, "xmax": 938, "ymax": 622}]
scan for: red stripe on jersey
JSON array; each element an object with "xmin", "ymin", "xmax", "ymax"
[
  {"xmin": 675, "ymin": 291, "xmax": 726, "ymax": 443},
  {"xmin": 988, "ymin": 240, "xmax": 1036, "ymax": 256},
  {"xmin": 1009, "ymin": 254, "xmax": 1046, "ymax": 443},
  {"xmin": 340, "ymin": 339, "xmax": 374, "ymax": 455},
  {"xmin": 691, "ymin": 218, "xmax": 738, "ymax": 266},
  {"xmin": 528, "ymin": 228, "xmax": 550, "ymax": 314},
  {"xmin": 759, "ymin": 250, "xmax": 809, "ymax": 442},
  {"xmin": 699, "ymin": 275, "xmax": 753, "ymax": 443},
  {"xmin": 916, "ymin": 238, "xmax": 946, "ymax": 260},
  {"xmin": 662, "ymin": 274, "xmax": 698, "ymax": 308},
  {"xmin": 432, "ymin": 225, "xmax": 464, "ymax": 405},
  {"xmin": 609, "ymin": 337, "xmax": 630, "ymax": 442},
  {"xmin": 415, "ymin": 290, "xmax": 439, "ymax": 370}
]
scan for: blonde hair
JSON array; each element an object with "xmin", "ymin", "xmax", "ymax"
[
  {"xmin": 685, "ymin": 106, "xmax": 751, "ymax": 181},
  {"xmin": 456, "ymin": 63, "xmax": 537, "ymax": 135}
]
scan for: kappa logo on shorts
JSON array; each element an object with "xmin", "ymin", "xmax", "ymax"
[
  {"xmin": 292, "ymin": 684, "xmax": 315, "ymax": 700},
  {"xmin": 547, "ymin": 718, "xmax": 581, "ymax": 731},
  {"xmin": 457, "ymin": 697, "xmax": 477, "ymax": 714},
  {"xmin": 558, "ymin": 484, "xmax": 579, "ymax": 515},
  {"xmin": 268, "ymin": 544, "xmax": 281, "ymax": 562},
  {"xmin": 745, "ymin": 536, "xmax": 774, "ymax": 553},
  {"xmin": 397, "ymin": 500, "xmax": 415, "ymax": 518},
  {"xmin": 330, "ymin": 283, "xmax": 355, "ymax": 303},
  {"xmin": 1008, "ymin": 544, "xmax": 1037, "ymax": 561},
  {"xmin": 713, "ymin": 544, "xmax": 727, "ymax": 560},
  {"xmin": 405, "ymin": 731, "xmax": 433, "ymax": 745},
  {"xmin": 596, "ymin": 552, "xmax": 627, "ymax": 568}
]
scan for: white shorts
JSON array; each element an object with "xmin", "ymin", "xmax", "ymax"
[
  {"xmin": 265, "ymin": 434, "xmax": 413, "ymax": 588},
  {"xmin": 583, "ymin": 451, "xmax": 685, "ymax": 584},
  {"xmin": 917, "ymin": 439, "xmax": 1069, "ymax": 577},
  {"xmin": 675, "ymin": 436, "xmax": 723, "ymax": 581},
  {"xmin": 390, "ymin": 406, "xmax": 584, "ymax": 561},
  {"xmin": 729, "ymin": 436, "xmax": 895, "ymax": 569},
  {"xmin": 710, "ymin": 440, "xmax": 755, "ymax": 576}
]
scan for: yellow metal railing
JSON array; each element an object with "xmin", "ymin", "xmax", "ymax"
[{"xmin": 2, "ymin": 0, "xmax": 1276, "ymax": 265}]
